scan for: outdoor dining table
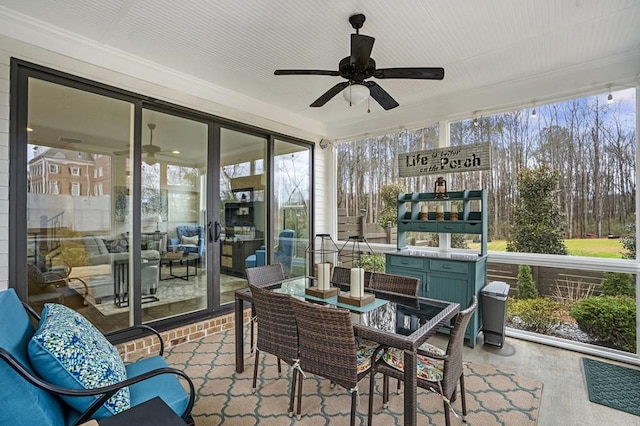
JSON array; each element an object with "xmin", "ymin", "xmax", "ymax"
[{"xmin": 234, "ymin": 276, "xmax": 460, "ymax": 426}]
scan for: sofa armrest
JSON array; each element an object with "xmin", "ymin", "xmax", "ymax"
[
  {"xmin": 105, "ymin": 324, "xmax": 164, "ymax": 356},
  {"xmin": 0, "ymin": 348, "xmax": 195, "ymax": 425}
]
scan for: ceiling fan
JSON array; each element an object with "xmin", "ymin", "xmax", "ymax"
[
  {"xmin": 114, "ymin": 123, "xmax": 176, "ymax": 164},
  {"xmin": 274, "ymin": 13, "xmax": 444, "ymax": 110}
]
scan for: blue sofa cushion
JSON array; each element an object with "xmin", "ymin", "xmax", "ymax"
[
  {"xmin": 28, "ymin": 303, "xmax": 130, "ymax": 418},
  {"xmin": 0, "ymin": 289, "xmax": 66, "ymax": 426}
]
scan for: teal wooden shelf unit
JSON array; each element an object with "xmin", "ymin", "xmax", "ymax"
[{"xmin": 386, "ymin": 189, "xmax": 488, "ymax": 347}]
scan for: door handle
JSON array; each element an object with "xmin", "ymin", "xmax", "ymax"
[
  {"xmin": 207, "ymin": 221, "xmax": 214, "ymax": 242},
  {"xmin": 211, "ymin": 221, "xmax": 222, "ymax": 242}
]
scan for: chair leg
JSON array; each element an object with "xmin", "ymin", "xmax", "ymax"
[
  {"xmin": 296, "ymin": 371, "xmax": 304, "ymax": 420},
  {"xmin": 288, "ymin": 368, "xmax": 298, "ymax": 416},
  {"xmin": 382, "ymin": 375, "xmax": 389, "ymax": 409},
  {"xmin": 460, "ymin": 374, "xmax": 468, "ymax": 420},
  {"xmin": 252, "ymin": 349, "xmax": 260, "ymax": 393},
  {"xmin": 368, "ymin": 371, "xmax": 376, "ymax": 426},
  {"xmin": 277, "ymin": 358, "xmax": 282, "ymax": 376},
  {"xmin": 350, "ymin": 388, "xmax": 358, "ymax": 426},
  {"xmin": 444, "ymin": 399, "xmax": 451, "ymax": 426},
  {"xmin": 396, "ymin": 378, "xmax": 401, "ymax": 394},
  {"xmin": 250, "ymin": 305, "xmax": 256, "ymax": 354}
]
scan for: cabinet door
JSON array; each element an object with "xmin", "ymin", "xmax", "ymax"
[{"xmin": 425, "ymin": 272, "xmax": 468, "ymax": 305}]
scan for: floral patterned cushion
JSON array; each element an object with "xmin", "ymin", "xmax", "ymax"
[
  {"xmin": 356, "ymin": 337, "xmax": 382, "ymax": 374},
  {"xmin": 382, "ymin": 344, "xmax": 445, "ymax": 382},
  {"xmin": 28, "ymin": 303, "xmax": 130, "ymax": 417}
]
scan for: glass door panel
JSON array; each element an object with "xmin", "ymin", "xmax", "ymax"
[
  {"xmin": 274, "ymin": 140, "xmax": 311, "ymax": 278},
  {"xmin": 140, "ymin": 109, "xmax": 208, "ymax": 322},
  {"xmin": 219, "ymin": 128, "xmax": 267, "ymax": 303},
  {"xmin": 26, "ymin": 78, "xmax": 134, "ymax": 333}
]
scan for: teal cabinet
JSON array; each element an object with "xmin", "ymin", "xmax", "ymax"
[
  {"xmin": 386, "ymin": 253, "xmax": 486, "ymax": 347},
  {"xmin": 386, "ymin": 189, "xmax": 488, "ymax": 347}
]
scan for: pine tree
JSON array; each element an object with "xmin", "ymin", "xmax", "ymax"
[{"xmin": 516, "ymin": 265, "xmax": 538, "ymax": 299}]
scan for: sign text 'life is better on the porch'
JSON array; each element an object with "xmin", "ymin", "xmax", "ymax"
[{"xmin": 398, "ymin": 142, "xmax": 491, "ymax": 177}]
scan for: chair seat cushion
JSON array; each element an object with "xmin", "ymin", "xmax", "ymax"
[
  {"xmin": 125, "ymin": 356, "xmax": 190, "ymax": 418},
  {"xmin": 356, "ymin": 338, "xmax": 382, "ymax": 374},
  {"xmin": 382, "ymin": 344, "xmax": 445, "ymax": 382},
  {"xmin": 28, "ymin": 303, "xmax": 130, "ymax": 418}
]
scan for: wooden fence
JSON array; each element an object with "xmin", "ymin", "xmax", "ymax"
[
  {"xmin": 487, "ymin": 262, "xmax": 618, "ymax": 299},
  {"xmin": 337, "ymin": 209, "xmax": 396, "ymax": 244}
]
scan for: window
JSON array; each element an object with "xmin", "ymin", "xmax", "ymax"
[
  {"xmin": 71, "ymin": 182, "xmax": 80, "ymax": 196},
  {"xmin": 48, "ymin": 164, "xmax": 59, "ymax": 174},
  {"xmin": 96, "ymin": 183, "xmax": 103, "ymax": 196},
  {"xmin": 97, "ymin": 167, "xmax": 104, "ymax": 177},
  {"xmin": 70, "ymin": 167, "xmax": 80, "ymax": 176},
  {"xmin": 49, "ymin": 181, "xmax": 59, "ymax": 195}
]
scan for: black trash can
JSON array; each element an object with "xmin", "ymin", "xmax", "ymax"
[{"xmin": 481, "ymin": 281, "xmax": 510, "ymax": 347}]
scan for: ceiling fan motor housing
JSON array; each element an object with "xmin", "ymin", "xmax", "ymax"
[{"xmin": 339, "ymin": 57, "xmax": 376, "ymax": 83}]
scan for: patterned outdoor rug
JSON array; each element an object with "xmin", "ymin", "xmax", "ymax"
[
  {"xmin": 583, "ymin": 357, "xmax": 640, "ymax": 417},
  {"xmin": 166, "ymin": 329, "xmax": 543, "ymax": 425}
]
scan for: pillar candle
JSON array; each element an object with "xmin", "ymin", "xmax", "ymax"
[
  {"xmin": 350, "ymin": 268, "xmax": 361, "ymax": 298},
  {"xmin": 316, "ymin": 263, "xmax": 326, "ymax": 290},
  {"xmin": 450, "ymin": 204, "xmax": 458, "ymax": 214},
  {"xmin": 421, "ymin": 204, "xmax": 428, "ymax": 213},
  {"xmin": 436, "ymin": 204, "xmax": 444, "ymax": 213},
  {"xmin": 321, "ymin": 263, "xmax": 330, "ymax": 290},
  {"xmin": 358, "ymin": 268, "xmax": 365, "ymax": 297}
]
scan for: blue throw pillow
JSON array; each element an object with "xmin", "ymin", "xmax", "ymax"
[{"xmin": 28, "ymin": 303, "xmax": 130, "ymax": 418}]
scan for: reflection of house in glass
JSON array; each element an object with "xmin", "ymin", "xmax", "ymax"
[{"xmin": 28, "ymin": 146, "xmax": 111, "ymax": 196}]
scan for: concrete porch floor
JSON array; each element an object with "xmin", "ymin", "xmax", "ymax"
[{"xmin": 427, "ymin": 333, "xmax": 639, "ymax": 425}]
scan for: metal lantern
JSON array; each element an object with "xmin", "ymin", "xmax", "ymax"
[{"xmin": 434, "ymin": 176, "xmax": 448, "ymax": 199}]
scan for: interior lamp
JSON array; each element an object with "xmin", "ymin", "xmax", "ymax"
[
  {"xmin": 343, "ymin": 84, "xmax": 370, "ymax": 106},
  {"xmin": 155, "ymin": 214, "xmax": 163, "ymax": 232}
]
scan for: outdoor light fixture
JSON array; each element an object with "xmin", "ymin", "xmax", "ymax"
[
  {"xmin": 473, "ymin": 113, "xmax": 479, "ymax": 127},
  {"xmin": 343, "ymin": 83, "xmax": 370, "ymax": 106},
  {"xmin": 607, "ymin": 87, "xmax": 614, "ymax": 105},
  {"xmin": 531, "ymin": 103, "xmax": 537, "ymax": 118}
]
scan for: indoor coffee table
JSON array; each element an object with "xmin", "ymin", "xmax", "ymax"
[{"xmin": 160, "ymin": 252, "xmax": 200, "ymax": 281}]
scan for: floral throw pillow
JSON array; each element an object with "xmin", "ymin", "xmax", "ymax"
[{"xmin": 28, "ymin": 303, "xmax": 130, "ymax": 417}]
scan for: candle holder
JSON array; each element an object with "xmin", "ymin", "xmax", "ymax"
[
  {"xmin": 436, "ymin": 204, "xmax": 445, "ymax": 221},
  {"xmin": 336, "ymin": 235, "xmax": 375, "ymax": 306},
  {"xmin": 305, "ymin": 234, "xmax": 340, "ymax": 299},
  {"xmin": 449, "ymin": 204, "xmax": 459, "ymax": 221}
]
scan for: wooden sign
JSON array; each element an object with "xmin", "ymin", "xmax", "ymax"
[{"xmin": 398, "ymin": 142, "xmax": 491, "ymax": 177}]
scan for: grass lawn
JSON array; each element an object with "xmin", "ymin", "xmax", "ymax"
[{"xmin": 468, "ymin": 238, "xmax": 625, "ymax": 258}]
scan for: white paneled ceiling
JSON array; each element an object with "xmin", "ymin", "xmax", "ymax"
[{"xmin": 0, "ymin": 0, "xmax": 639, "ymax": 140}]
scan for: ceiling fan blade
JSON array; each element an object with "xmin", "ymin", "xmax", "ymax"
[
  {"xmin": 275, "ymin": 69, "xmax": 340, "ymax": 76},
  {"xmin": 310, "ymin": 82, "xmax": 349, "ymax": 107},
  {"xmin": 350, "ymin": 34, "xmax": 375, "ymax": 68},
  {"xmin": 364, "ymin": 82, "xmax": 399, "ymax": 110},
  {"xmin": 113, "ymin": 149, "xmax": 130, "ymax": 156},
  {"xmin": 373, "ymin": 67, "xmax": 445, "ymax": 80}
]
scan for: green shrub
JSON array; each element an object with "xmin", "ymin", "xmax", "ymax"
[
  {"xmin": 600, "ymin": 272, "xmax": 635, "ymax": 297},
  {"xmin": 571, "ymin": 296, "xmax": 636, "ymax": 353},
  {"xmin": 356, "ymin": 254, "xmax": 386, "ymax": 272},
  {"xmin": 507, "ymin": 297, "xmax": 561, "ymax": 334},
  {"xmin": 517, "ymin": 265, "xmax": 538, "ymax": 299}
]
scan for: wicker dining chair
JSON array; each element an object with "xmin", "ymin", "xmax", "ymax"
[
  {"xmin": 370, "ymin": 272, "xmax": 419, "ymax": 296},
  {"xmin": 368, "ymin": 296, "xmax": 478, "ymax": 426},
  {"xmin": 245, "ymin": 264, "xmax": 285, "ymax": 353},
  {"xmin": 291, "ymin": 297, "xmax": 378, "ymax": 425},
  {"xmin": 248, "ymin": 284, "xmax": 299, "ymax": 415}
]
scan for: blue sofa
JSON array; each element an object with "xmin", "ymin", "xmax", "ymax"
[
  {"xmin": 245, "ymin": 245, "xmax": 266, "ymax": 269},
  {"xmin": 0, "ymin": 289, "xmax": 195, "ymax": 425}
]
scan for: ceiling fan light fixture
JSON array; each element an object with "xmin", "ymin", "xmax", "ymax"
[{"xmin": 343, "ymin": 83, "xmax": 370, "ymax": 106}]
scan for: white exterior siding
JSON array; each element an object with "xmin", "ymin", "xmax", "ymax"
[{"xmin": 0, "ymin": 51, "xmax": 9, "ymax": 290}]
